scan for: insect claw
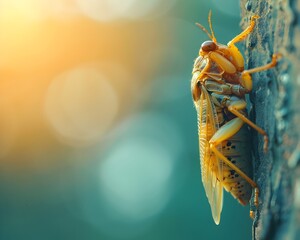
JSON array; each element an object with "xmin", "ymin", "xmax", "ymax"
[
  {"xmin": 253, "ymin": 187, "xmax": 260, "ymax": 207},
  {"xmin": 263, "ymin": 135, "xmax": 269, "ymax": 153},
  {"xmin": 250, "ymin": 210, "xmax": 255, "ymax": 219},
  {"xmin": 251, "ymin": 15, "xmax": 260, "ymax": 21},
  {"xmin": 272, "ymin": 53, "xmax": 283, "ymax": 62}
]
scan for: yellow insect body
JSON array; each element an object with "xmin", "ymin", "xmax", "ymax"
[{"xmin": 191, "ymin": 12, "xmax": 279, "ymax": 224}]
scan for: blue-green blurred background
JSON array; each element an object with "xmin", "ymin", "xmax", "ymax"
[{"xmin": 0, "ymin": 0, "xmax": 252, "ymax": 239}]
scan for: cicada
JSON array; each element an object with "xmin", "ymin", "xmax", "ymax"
[{"xmin": 191, "ymin": 12, "xmax": 280, "ymax": 224}]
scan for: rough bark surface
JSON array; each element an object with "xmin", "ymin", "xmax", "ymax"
[{"xmin": 240, "ymin": 1, "xmax": 300, "ymax": 239}]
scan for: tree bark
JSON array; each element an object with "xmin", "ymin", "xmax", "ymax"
[{"xmin": 240, "ymin": 1, "xmax": 300, "ymax": 239}]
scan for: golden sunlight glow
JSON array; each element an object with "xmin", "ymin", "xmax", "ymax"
[
  {"xmin": 0, "ymin": 0, "xmax": 79, "ymax": 21},
  {"xmin": 0, "ymin": 0, "xmax": 170, "ymax": 163}
]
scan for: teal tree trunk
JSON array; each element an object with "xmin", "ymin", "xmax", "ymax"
[{"xmin": 240, "ymin": 0, "xmax": 300, "ymax": 239}]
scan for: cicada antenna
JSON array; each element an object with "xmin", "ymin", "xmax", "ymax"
[
  {"xmin": 208, "ymin": 10, "xmax": 217, "ymax": 43},
  {"xmin": 195, "ymin": 22, "xmax": 213, "ymax": 41}
]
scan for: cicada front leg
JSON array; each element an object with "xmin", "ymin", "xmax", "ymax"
[
  {"xmin": 227, "ymin": 15, "xmax": 259, "ymax": 47},
  {"xmin": 226, "ymin": 15, "xmax": 260, "ymax": 71}
]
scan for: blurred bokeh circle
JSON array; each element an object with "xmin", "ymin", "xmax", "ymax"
[{"xmin": 45, "ymin": 65, "xmax": 119, "ymax": 146}]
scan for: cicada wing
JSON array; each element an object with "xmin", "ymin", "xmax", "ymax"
[
  {"xmin": 206, "ymin": 164, "xmax": 223, "ymax": 224},
  {"xmin": 197, "ymin": 86, "xmax": 223, "ymax": 224}
]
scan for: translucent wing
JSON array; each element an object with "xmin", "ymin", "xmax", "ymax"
[{"xmin": 196, "ymin": 86, "xmax": 223, "ymax": 225}]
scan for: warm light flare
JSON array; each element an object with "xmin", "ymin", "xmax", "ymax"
[{"xmin": 0, "ymin": 0, "xmax": 172, "ymax": 166}]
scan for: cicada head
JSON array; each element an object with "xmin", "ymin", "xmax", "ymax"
[
  {"xmin": 199, "ymin": 40, "xmax": 218, "ymax": 56},
  {"xmin": 196, "ymin": 10, "xmax": 218, "ymax": 57}
]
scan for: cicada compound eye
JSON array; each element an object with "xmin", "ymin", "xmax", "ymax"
[{"xmin": 201, "ymin": 41, "xmax": 217, "ymax": 52}]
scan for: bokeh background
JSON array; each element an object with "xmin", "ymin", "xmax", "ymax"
[{"xmin": 0, "ymin": 0, "xmax": 253, "ymax": 239}]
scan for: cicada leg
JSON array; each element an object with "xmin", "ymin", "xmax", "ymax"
[
  {"xmin": 240, "ymin": 54, "xmax": 281, "ymax": 92},
  {"xmin": 226, "ymin": 15, "xmax": 259, "ymax": 71},
  {"xmin": 227, "ymin": 15, "xmax": 259, "ymax": 47},
  {"xmin": 209, "ymin": 118, "xmax": 259, "ymax": 208},
  {"xmin": 226, "ymin": 99, "xmax": 268, "ymax": 152},
  {"xmin": 243, "ymin": 54, "xmax": 280, "ymax": 75}
]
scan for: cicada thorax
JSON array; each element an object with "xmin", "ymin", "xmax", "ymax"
[
  {"xmin": 216, "ymin": 44, "xmax": 245, "ymax": 72},
  {"xmin": 192, "ymin": 53, "xmax": 250, "ymax": 102},
  {"xmin": 193, "ymin": 53, "xmax": 242, "ymax": 86},
  {"xmin": 198, "ymin": 41, "xmax": 247, "ymax": 86}
]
